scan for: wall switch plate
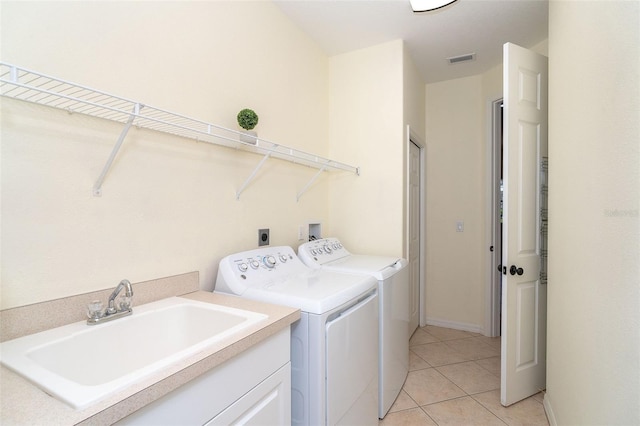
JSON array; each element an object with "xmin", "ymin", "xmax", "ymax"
[
  {"xmin": 258, "ymin": 228, "xmax": 270, "ymax": 246},
  {"xmin": 456, "ymin": 221, "xmax": 464, "ymax": 232}
]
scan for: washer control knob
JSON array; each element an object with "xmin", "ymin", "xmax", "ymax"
[
  {"xmin": 237, "ymin": 262, "xmax": 248, "ymax": 272},
  {"xmin": 323, "ymin": 245, "xmax": 332, "ymax": 254},
  {"xmin": 264, "ymin": 255, "xmax": 277, "ymax": 268},
  {"xmin": 279, "ymin": 254, "xmax": 288, "ymax": 263},
  {"xmin": 249, "ymin": 259, "xmax": 260, "ymax": 269}
]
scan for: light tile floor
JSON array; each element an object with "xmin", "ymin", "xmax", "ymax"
[{"xmin": 380, "ymin": 326, "xmax": 549, "ymax": 426}]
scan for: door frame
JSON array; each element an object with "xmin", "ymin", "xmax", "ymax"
[
  {"xmin": 485, "ymin": 98, "xmax": 504, "ymax": 337},
  {"xmin": 406, "ymin": 125, "xmax": 427, "ymax": 327}
]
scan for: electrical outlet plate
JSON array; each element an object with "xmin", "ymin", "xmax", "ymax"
[{"xmin": 258, "ymin": 228, "xmax": 270, "ymax": 246}]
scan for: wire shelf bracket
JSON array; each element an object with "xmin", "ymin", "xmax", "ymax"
[
  {"xmin": 236, "ymin": 151, "xmax": 272, "ymax": 200},
  {"xmin": 0, "ymin": 62, "xmax": 360, "ymax": 199},
  {"xmin": 92, "ymin": 103, "xmax": 142, "ymax": 197},
  {"xmin": 297, "ymin": 165, "xmax": 327, "ymax": 202}
]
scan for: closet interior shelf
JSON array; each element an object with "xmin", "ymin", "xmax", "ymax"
[{"xmin": 0, "ymin": 62, "xmax": 360, "ymax": 198}]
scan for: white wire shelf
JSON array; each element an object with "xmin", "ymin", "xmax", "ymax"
[{"xmin": 0, "ymin": 62, "xmax": 359, "ymax": 199}]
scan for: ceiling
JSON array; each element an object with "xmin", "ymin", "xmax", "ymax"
[{"xmin": 273, "ymin": 0, "xmax": 548, "ymax": 84}]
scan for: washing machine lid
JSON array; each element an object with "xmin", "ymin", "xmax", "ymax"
[
  {"xmin": 321, "ymin": 255, "xmax": 407, "ymax": 280},
  {"xmin": 242, "ymin": 269, "xmax": 376, "ymax": 315},
  {"xmin": 298, "ymin": 237, "xmax": 407, "ymax": 280}
]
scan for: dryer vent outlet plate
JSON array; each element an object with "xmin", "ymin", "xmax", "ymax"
[{"xmin": 258, "ymin": 229, "xmax": 270, "ymax": 246}]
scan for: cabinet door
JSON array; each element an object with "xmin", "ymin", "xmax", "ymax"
[
  {"xmin": 117, "ymin": 329, "xmax": 290, "ymax": 426},
  {"xmin": 206, "ymin": 363, "xmax": 291, "ymax": 426}
]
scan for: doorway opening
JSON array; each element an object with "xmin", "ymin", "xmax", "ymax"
[
  {"xmin": 407, "ymin": 125, "xmax": 425, "ymax": 334},
  {"xmin": 487, "ymin": 98, "xmax": 503, "ymax": 337}
]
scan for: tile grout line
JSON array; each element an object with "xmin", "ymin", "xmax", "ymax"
[
  {"xmin": 407, "ymin": 329, "xmax": 503, "ymax": 425},
  {"xmin": 399, "ymin": 327, "xmax": 548, "ymax": 426}
]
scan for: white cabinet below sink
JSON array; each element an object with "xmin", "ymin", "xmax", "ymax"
[
  {"xmin": 117, "ymin": 328, "xmax": 291, "ymax": 425},
  {"xmin": 206, "ymin": 364, "xmax": 290, "ymax": 425}
]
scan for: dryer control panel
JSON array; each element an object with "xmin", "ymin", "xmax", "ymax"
[{"xmin": 298, "ymin": 237, "xmax": 351, "ymax": 266}]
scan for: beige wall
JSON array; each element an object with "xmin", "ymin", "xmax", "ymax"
[
  {"xmin": 403, "ymin": 45, "xmax": 426, "ymax": 142},
  {"xmin": 546, "ymin": 1, "xmax": 640, "ymax": 423},
  {"xmin": 403, "ymin": 42, "xmax": 427, "ymax": 259},
  {"xmin": 0, "ymin": 3, "xmax": 415, "ymax": 311},
  {"xmin": 0, "ymin": 1, "xmax": 341, "ymax": 309},
  {"xmin": 425, "ymin": 74, "xmax": 487, "ymax": 331},
  {"xmin": 327, "ymin": 40, "xmax": 406, "ymax": 256}
]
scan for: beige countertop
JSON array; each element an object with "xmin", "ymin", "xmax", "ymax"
[{"xmin": 0, "ymin": 290, "xmax": 300, "ymax": 425}]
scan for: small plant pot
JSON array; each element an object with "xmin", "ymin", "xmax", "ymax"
[{"xmin": 239, "ymin": 130, "xmax": 258, "ymax": 144}]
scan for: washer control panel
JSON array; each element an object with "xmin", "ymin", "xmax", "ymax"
[
  {"xmin": 234, "ymin": 251, "xmax": 292, "ymax": 273},
  {"xmin": 298, "ymin": 237, "xmax": 351, "ymax": 266},
  {"xmin": 216, "ymin": 246, "xmax": 309, "ymax": 294}
]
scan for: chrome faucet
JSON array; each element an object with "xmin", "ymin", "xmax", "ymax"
[
  {"xmin": 107, "ymin": 279, "xmax": 133, "ymax": 314},
  {"xmin": 87, "ymin": 279, "xmax": 134, "ymax": 325}
]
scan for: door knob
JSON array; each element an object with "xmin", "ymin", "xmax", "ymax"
[{"xmin": 509, "ymin": 265, "xmax": 524, "ymax": 276}]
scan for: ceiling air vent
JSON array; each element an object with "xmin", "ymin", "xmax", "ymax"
[{"xmin": 447, "ymin": 53, "xmax": 475, "ymax": 64}]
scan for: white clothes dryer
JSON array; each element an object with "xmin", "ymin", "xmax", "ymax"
[
  {"xmin": 215, "ymin": 246, "xmax": 379, "ymax": 426},
  {"xmin": 298, "ymin": 237, "xmax": 409, "ymax": 419}
]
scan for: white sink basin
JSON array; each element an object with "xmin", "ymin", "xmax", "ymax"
[{"xmin": 0, "ymin": 297, "xmax": 267, "ymax": 410}]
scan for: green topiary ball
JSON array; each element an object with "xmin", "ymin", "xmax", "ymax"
[{"xmin": 237, "ymin": 109, "xmax": 259, "ymax": 131}]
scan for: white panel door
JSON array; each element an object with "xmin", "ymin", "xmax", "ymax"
[
  {"xmin": 408, "ymin": 141, "xmax": 421, "ymax": 334},
  {"xmin": 501, "ymin": 42, "xmax": 548, "ymax": 406}
]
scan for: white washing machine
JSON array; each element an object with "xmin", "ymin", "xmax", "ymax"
[
  {"xmin": 298, "ymin": 237, "xmax": 409, "ymax": 419},
  {"xmin": 215, "ymin": 246, "xmax": 379, "ymax": 426}
]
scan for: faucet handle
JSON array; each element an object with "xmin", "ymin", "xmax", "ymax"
[{"xmin": 87, "ymin": 300, "xmax": 104, "ymax": 319}]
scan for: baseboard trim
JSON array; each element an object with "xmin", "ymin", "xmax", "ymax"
[
  {"xmin": 425, "ymin": 317, "xmax": 484, "ymax": 335},
  {"xmin": 543, "ymin": 393, "xmax": 557, "ymax": 426}
]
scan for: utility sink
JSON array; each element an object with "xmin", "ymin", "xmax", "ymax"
[{"xmin": 0, "ymin": 297, "xmax": 267, "ymax": 410}]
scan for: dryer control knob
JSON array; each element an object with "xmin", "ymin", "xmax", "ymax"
[
  {"xmin": 323, "ymin": 245, "xmax": 332, "ymax": 254},
  {"xmin": 237, "ymin": 262, "xmax": 249, "ymax": 272},
  {"xmin": 249, "ymin": 259, "xmax": 260, "ymax": 269},
  {"xmin": 264, "ymin": 255, "xmax": 277, "ymax": 268}
]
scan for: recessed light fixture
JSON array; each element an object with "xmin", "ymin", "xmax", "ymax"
[{"xmin": 410, "ymin": 0, "xmax": 457, "ymax": 12}]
